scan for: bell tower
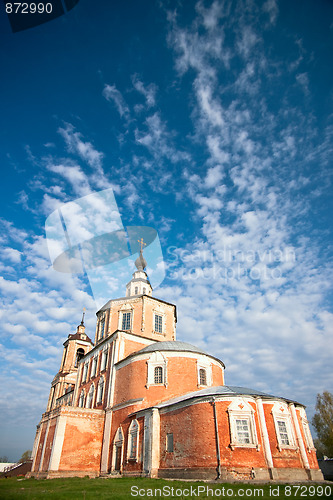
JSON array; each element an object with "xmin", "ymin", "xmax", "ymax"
[
  {"xmin": 46, "ymin": 312, "xmax": 94, "ymax": 411},
  {"xmin": 95, "ymin": 241, "xmax": 176, "ymax": 345}
]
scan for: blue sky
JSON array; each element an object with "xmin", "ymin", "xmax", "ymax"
[{"xmin": 0, "ymin": 0, "xmax": 332, "ymax": 461}]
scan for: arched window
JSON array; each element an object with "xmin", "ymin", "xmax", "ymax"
[
  {"xmin": 154, "ymin": 366, "xmax": 163, "ymax": 384},
  {"xmin": 79, "ymin": 390, "xmax": 85, "ymax": 408},
  {"xmin": 199, "ymin": 368, "xmax": 207, "ymax": 386},
  {"xmin": 113, "ymin": 427, "xmax": 124, "ymax": 472},
  {"xmin": 97, "ymin": 377, "xmax": 104, "ymax": 404},
  {"xmin": 75, "ymin": 348, "xmax": 85, "ymax": 367},
  {"xmin": 128, "ymin": 419, "xmax": 139, "ymax": 460},
  {"xmin": 86, "ymin": 384, "xmax": 95, "ymax": 408}
]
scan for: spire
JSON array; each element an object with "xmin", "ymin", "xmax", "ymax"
[
  {"xmin": 76, "ymin": 308, "xmax": 86, "ymax": 335},
  {"xmin": 80, "ymin": 307, "xmax": 86, "ymax": 326}
]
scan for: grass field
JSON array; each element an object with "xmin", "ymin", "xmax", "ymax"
[{"xmin": 0, "ymin": 477, "xmax": 332, "ymax": 500}]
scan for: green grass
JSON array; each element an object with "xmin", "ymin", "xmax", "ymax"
[{"xmin": 0, "ymin": 477, "xmax": 332, "ymax": 500}]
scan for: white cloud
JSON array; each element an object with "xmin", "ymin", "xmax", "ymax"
[
  {"xmin": 1, "ymin": 247, "xmax": 21, "ymax": 264},
  {"xmin": 262, "ymin": 0, "xmax": 279, "ymax": 25},
  {"xmin": 135, "ymin": 112, "xmax": 191, "ymax": 164},
  {"xmin": 132, "ymin": 75, "xmax": 157, "ymax": 108},
  {"xmin": 58, "ymin": 123, "xmax": 104, "ymax": 171},
  {"xmin": 163, "ymin": 0, "xmax": 333, "ymax": 419},
  {"xmin": 103, "ymin": 84, "xmax": 130, "ymax": 118}
]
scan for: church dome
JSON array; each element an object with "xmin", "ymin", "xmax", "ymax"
[{"xmin": 137, "ymin": 340, "xmax": 208, "ymax": 355}]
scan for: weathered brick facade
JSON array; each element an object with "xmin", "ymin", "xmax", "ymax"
[{"xmin": 29, "ymin": 254, "xmax": 323, "ymax": 481}]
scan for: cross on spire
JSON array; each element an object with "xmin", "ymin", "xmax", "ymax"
[
  {"xmin": 81, "ymin": 307, "xmax": 86, "ymax": 326},
  {"xmin": 138, "ymin": 238, "xmax": 146, "ymax": 253}
]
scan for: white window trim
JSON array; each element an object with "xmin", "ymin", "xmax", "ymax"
[
  {"xmin": 153, "ymin": 312, "xmax": 164, "ymax": 334},
  {"xmin": 152, "ymin": 308, "xmax": 166, "ymax": 336},
  {"xmin": 271, "ymin": 402, "xmax": 297, "ymax": 451},
  {"xmin": 146, "ymin": 352, "xmax": 168, "ymax": 388},
  {"xmin": 86, "ymin": 384, "xmax": 95, "ymax": 409},
  {"xmin": 82, "ymin": 362, "xmax": 88, "ymax": 383},
  {"xmin": 118, "ymin": 306, "xmax": 134, "ymax": 331},
  {"xmin": 301, "ymin": 417, "xmax": 315, "ymax": 451},
  {"xmin": 127, "ymin": 419, "xmax": 139, "ymax": 461},
  {"xmin": 101, "ymin": 347, "xmax": 108, "ymax": 371},
  {"xmin": 99, "ymin": 317, "xmax": 106, "ymax": 340},
  {"xmin": 196, "ymin": 360, "xmax": 212, "ymax": 387},
  {"xmin": 78, "ymin": 390, "xmax": 85, "ymax": 408},
  {"xmin": 227, "ymin": 399, "xmax": 259, "ymax": 451},
  {"xmin": 96, "ymin": 376, "xmax": 104, "ymax": 404},
  {"xmin": 112, "ymin": 427, "xmax": 124, "ymax": 472},
  {"xmin": 91, "ymin": 356, "xmax": 98, "ymax": 378}
]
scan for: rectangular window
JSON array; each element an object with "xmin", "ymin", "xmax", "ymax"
[
  {"xmin": 91, "ymin": 357, "xmax": 97, "ymax": 378},
  {"xmin": 82, "ymin": 363, "xmax": 88, "ymax": 383},
  {"xmin": 277, "ymin": 420, "xmax": 290, "ymax": 446},
  {"xmin": 154, "ymin": 314, "xmax": 163, "ymax": 333},
  {"xmin": 154, "ymin": 366, "xmax": 163, "ymax": 384},
  {"xmin": 122, "ymin": 312, "xmax": 132, "ymax": 330},
  {"xmin": 100, "ymin": 320, "xmax": 105, "ymax": 339},
  {"xmin": 130, "ymin": 432, "xmax": 137, "ymax": 458},
  {"xmin": 166, "ymin": 433, "xmax": 173, "ymax": 452},
  {"xmin": 101, "ymin": 349, "xmax": 108, "ymax": 371},
  {"xmin": 235, "ymin": 419, "xmax": 251, "ymax": 444}
]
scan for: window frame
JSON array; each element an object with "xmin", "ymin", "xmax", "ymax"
[
  {"xmin": 86, "ymin": 384, "xmax": 95, "ymax": 409},
  {"xmin": 271, "ymin": 402, "xmax": 296, "ymax": 451},
  {"xmin": 154, "ymin": 366, "xmax": 163, "ymax": 384},
  {"xmin": 101, "ymin": 347, "xmax": 108, "ymax": 372},
  {"xmin": 166, "ymin": 433, "xmax": 174, "ymax": 452},
  {"xmin": 78, "ymin": 390, "xmax": 85, "ymax": 408},
  {"xmin": 146, "ymin": 351, "xmax": 168, "ymax": 388},
  {"xmin": 154, "ymin": 313, "xmax": 163, "ymax": 334},
  {"xmin": 197, "ymin": 360, "xmax": 212, "ymax": 387},
  {"xmin": 100, "ymin": 319, "xmax": 105, "ymax": 339},
  {"xmin": 82, "ymin": 362, "xmax": 88, "ymax": 383},
  {"xmin": 227, "ymin": 399, "xmax": 259, "ymax": 450},
  {"xmin": 127, "ymin": 419, "xmax": 139, "ymax": 461},
  {"xmin": 199, "ymin": 368, "xmax": 207, "ymax": 386},
  {"xmin": 121, "ymin": 311, "xmax": 132, "ymax": 331},
  {"xmin": 91, "ymin": 356, "xmax": 98, "ymax": 378},
  {"xmin": 96, "ymin": 376, "xmax": 104, "ymax": 405}
]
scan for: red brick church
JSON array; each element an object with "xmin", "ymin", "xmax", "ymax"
[{"xmin": 29, "ymin": 249, "xmax": 323, "ymax": 481}]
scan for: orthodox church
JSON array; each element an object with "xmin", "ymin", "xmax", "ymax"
[{"xmin": 29, "ymin": 249, "xmax": 323, "ymax": 481}]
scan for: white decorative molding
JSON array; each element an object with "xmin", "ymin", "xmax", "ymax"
[
  {"xmin": 227, "ymin": 398, "xmax": 259, "ymax": 451},
  {"xmin": 271, "ymin": 401, "xmax": 297, "ymax": 451},
  {"xmin": 196, "ymin": 359, "xmax": 212, "ymax": 387},
  {"xmin": 111, "ymin": 427, "xmax": 124, "ymax": 472},
  {"xmin": 146, "ymin": 351, "xmax": 168, "ymax": 388},
  {"xmin": 127, "ymin": 419, "xmax": 140, "ymax": 462}
]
